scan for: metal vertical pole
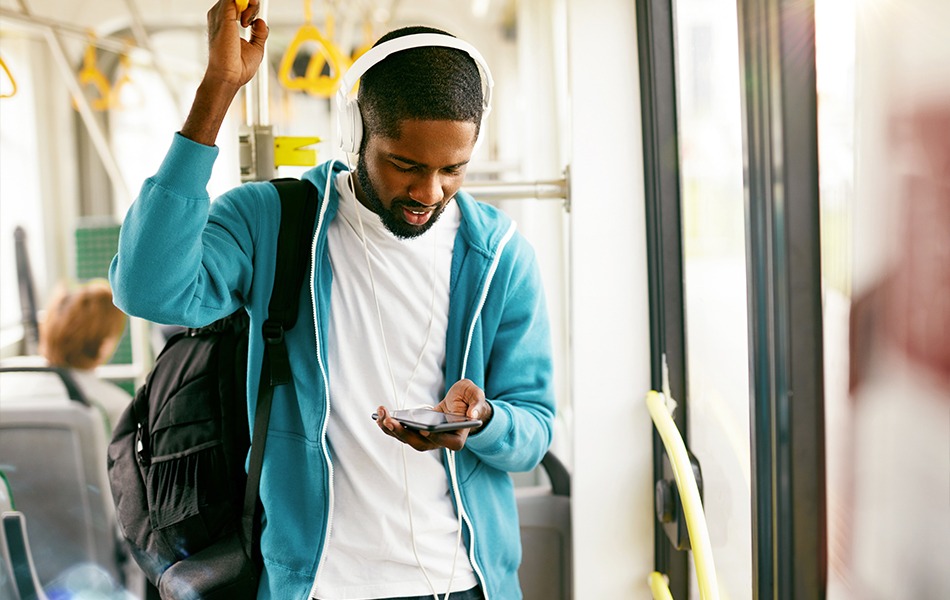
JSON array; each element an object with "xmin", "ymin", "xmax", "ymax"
[{"xmin": 241, "ymin": 1, "xmax": 274, "ymax": 182}]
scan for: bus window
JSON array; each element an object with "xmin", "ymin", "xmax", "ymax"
[
  {"xmin": 672, "ymin": 0, "xmax": 752, "ymax": 597},
  {"xmin": 1, "ymin": 35, "xmax": 50, "ymax": 352},
  {"xmin": 107, "ymin": 29, "xmax": 242, "ymax": 218}
]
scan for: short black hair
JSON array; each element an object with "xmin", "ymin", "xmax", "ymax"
[{"xmin": 356, "ymin": 25, "xmax": 485, "ymax": 144}]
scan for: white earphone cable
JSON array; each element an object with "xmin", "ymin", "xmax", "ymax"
[{"xmin": 352, "ymin": 188, "xmax": 460, "ymax": 600}]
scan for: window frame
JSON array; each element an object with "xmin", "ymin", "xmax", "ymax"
[
  {"xmin": 637, "ymin": 0, "xmax": 828, "ymax": 596},
  {"xmin": 736, "ymin": 0, "xmax": 827, "ymax": 597}
]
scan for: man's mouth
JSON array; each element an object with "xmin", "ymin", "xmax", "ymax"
[{"xmin": 401, "ymin": 205, "xmax": 434, "ymax": 226}]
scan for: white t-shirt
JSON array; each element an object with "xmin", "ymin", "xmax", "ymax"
[{"xmin": 312, "ymin": 173, "xmax": 477, "ymax": 599}]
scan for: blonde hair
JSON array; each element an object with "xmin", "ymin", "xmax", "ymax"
[{"xmin": 39, "ymin": 280, "xmax": 127, "ymax": 370}]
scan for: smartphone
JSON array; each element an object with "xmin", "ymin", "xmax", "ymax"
[{"xmin": 372, "ymin": 408, "xmax": 482, "ymax": 432}]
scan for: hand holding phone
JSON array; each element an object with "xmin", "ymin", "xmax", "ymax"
[
  {"xmin": 372, "ymin": 407, "xmax": 482, "ymax": 432},
  {"xmin": 374, "ymin": 380, "xmax": 491, "ymax": 452}
]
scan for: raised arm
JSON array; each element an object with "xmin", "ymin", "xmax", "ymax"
[
  {"xmin": 109, "ymin": 0, "xmax": 272, "ymax": 327},
  {"xmin": 182, "ymin": 0, "xmax": 269, "ymax": 146}
]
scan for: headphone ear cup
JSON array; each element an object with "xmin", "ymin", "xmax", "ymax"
[{"xmin": 338, "ymin": 97, "xmax": 363, "ymax": 154}]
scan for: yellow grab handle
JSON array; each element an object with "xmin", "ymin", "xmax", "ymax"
[
  {"xmin": 110, "ymin": 53, "xmax": 141, "ymax": 110},
  {"xmin": 0, "ymin": 55, "xmax": 17, "ymax": 99},
  {"xmin": 350, "ymin": 19, "xmax": 376, "ymax": 64},
  {"xmin": 277, "ymin": 23, "xmax": 348, "ymax": 98},
  {"xmin": 75, "ymin": 43, "xmax": 112, "ymax": 111},
  {"xmin": 235, "ymin": 0, "xmax": 249, "ymax": 12}
]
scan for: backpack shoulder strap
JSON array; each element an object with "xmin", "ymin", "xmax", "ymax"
[
  {"xmin": 242, "ymin": 177, "xmax": 318, "ymax": 558},
  {"xmin": 263, "ymin": 178, "xmax": 319, "ymax": 386}
]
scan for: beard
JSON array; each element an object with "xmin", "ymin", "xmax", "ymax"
[{"xmin": 355, "ymin": 157, "xmax": 448, "ymax": 240}]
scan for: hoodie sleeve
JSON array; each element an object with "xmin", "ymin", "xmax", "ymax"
[
  {"xmin": 463, "ymin": 234, "xmax": 556, "ymax": 472},
  {"xmin": 109, "ymin": 133, "xmax": 264, "ymax": 328}
]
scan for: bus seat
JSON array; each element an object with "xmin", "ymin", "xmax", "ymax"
[
  {"xmin": 1, "ymin": 472, "xmax": 21, "ymax": 598},
  {"xmin": 0, "ymin": 366, "xmax": 121, "ymax": 588},
  {"xmin": 0, "ymin": 470, "xmax": 12, "ymax": 513},
  {"xmin": 1, "ymin": 511, "xmax": 50, "ymax": 600},
  {"xmin": 516, "ymin": 450, "xmax": 573, "ymax": 600}
]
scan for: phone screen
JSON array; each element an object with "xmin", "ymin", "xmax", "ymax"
[{"xmin": 373, "ymin": 408, "xmax": 482, "ymax": 432}]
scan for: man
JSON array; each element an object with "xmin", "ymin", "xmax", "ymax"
[{"xmin": 109, "ymin": 1, "xmax": 555, "ymax": 598}]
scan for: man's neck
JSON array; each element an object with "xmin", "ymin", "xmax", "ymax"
[{"xmin": 348, "ymin": 169, "xmax": 373, "ymax": 211}]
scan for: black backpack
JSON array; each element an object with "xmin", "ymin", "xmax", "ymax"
[{"xmin": 107, "ymin": 179, "xmax": 317, "ymax": 598}]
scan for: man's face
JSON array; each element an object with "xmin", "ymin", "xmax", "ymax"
[{"xmin": 354, "ymin": 119, "xmax": 478, "ymax": 239}]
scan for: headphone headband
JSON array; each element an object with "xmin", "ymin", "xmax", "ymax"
[
  {"xmin": 337, "ymin": 33, "xmax": 494, "ymax": 113},
  {"xmin": 335, "ymin": 33, "xmax": 494, "ymax": 154}
]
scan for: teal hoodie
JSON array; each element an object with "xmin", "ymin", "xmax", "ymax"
[{"xmin": 109, "ymin": 134, "xmax": 556, "ymax": 599}]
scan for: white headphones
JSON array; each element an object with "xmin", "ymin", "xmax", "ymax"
[{"xmin": 335, "ymin": 33, "xmax": 495, "ymax": 154}]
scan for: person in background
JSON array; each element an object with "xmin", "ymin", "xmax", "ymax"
[{"xmin": 38, "ymin": 279, "xmax": 131, "ymax": 430}]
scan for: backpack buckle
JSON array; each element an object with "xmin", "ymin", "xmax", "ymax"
[
  {"xmin": 135, "ymin": 422, "xmax": 150, "ymax": 467},
  {"xmin": 262, "ymin": 320, "xmax": 292, "ymax": 386},
  {"xmin": 262, "ymin": 321, "xmax": 285, "ymax": 344}
]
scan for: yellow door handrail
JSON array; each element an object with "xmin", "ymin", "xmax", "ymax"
[
  {"xmin": 646, "ymin": 390, "xmax": 720, "ymax": 600},
  {"xmin": 0, "ymin": 54, "xmax": 17, "ymax": 99},
  {"xmin": 648, "ymin": 571, "xmax": 675, "ymax": 600}
]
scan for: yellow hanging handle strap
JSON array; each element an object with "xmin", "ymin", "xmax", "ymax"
[
  {"xmin": 0, "ymin": 55, "xmax": 17, "ymax": 99},
  {"xmin": 235, "ymin": 0, "xmax": 249, "ymax": 12},
  {"xmin": 645, "ymin": 391, "xmax": 720, "ymax": 600},
  {"xmin": 277, "ymin": 1, "xmax": 348, "ymax": 97},
  {"xmin": 76, "ymin": 37, "xmax": 112, "ymax": 111},
  {"xmin": 350, "ymin": 18, "xmax": 375, "ymax": 64},
  {"xmin": 110, "ymin": 50, "xmax": 142, "ymax": 110}
]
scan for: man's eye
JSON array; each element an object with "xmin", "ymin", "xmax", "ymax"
[{"xmin": 392, "ymin": 163, "xmax": 416, "ymax": 173}]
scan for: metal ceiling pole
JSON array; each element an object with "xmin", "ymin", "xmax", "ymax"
[
  {"xmin": 0, "ymin": 8, "xmax": 143, "ymax": 56},
  {"xmin": 120, "ymin": 0, "xmax": 186, "ymax": 118},
  {"xmin": 13, "ymin": 0, "xmax": 132, "ymax": 208}
]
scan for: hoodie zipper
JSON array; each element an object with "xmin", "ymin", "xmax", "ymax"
[
  {"xmin": 452, "ymin": 221, "xmax": 517, "ymax": 600},
  {"xmin": 307, "ymin": 166, "xmax": 338, "ymax": 600},
  {"xmin": 303, "ymin": 181, "xmax": 517, "ymax": 599}
]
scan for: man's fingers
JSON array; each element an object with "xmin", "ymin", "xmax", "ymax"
[
  {"xmin": 426, "ymin": 431, "xmax": 467, "ymax": 452},
  {"xmin": 248, "ymin": 18, "xmax": 269, "ymax": 50},
  {"xmin": 375, "ymin": 406, "xmax": 468, "ymax": 452},
  {"xmin": 393, "ymin": 427, "xmax": 439, "ymax": 452}
]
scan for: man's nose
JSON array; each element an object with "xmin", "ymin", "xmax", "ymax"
[{"xmin": 408, "ymin": 172, "xmax": 445, "ymax": 205}]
